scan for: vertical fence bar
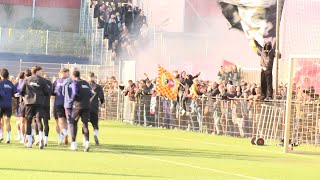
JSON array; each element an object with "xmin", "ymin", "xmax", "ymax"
[
  {"xmin": 284, "ymin": 57, "xmax": 295, "ymax": 153},
  {"xmin": 79, "ymin": 0, "xmax": 83, "ymax": 34},
  {"xmin": 100, "ymin": 30, "xmax": 103, "ymax": 65},
  {"xmin": 91, "ymin": 33, "xmax": 94, "ymax": 64},
  {"xmin": 19, "ymin": 59, "xmax": 22, "ymax": 73},
  {"xmin": 32, "ymin": 0, "xmax": 36, "ymax": 19},
  {"xmin": 178, "ymin": 104, "xmax": 181, "ymax": 129},
  {"xmin": 158, "ymin": 96, "xmax": 161, "ymax": 128},
  {"xmin": 45, "ymin": 30, "xmax": 49, "ymax": 55},
  {"xmin": 117, "ymin": 59, "xmax": 123, "ymax": 120},
  {"xmin": 0, "ymin": 27, "xmax": 2, "ymax": 47},
  {"xmin": 200, "ymin": 97, "xmax": 204, "ymax": 132}
]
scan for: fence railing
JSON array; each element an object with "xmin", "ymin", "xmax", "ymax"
[
  {"xmin": 1, "ymin": 60, "xmax": 117, "ymax": 81},
  {"xmin": 98, "ymin": 93, "xmax": 320, "ymax": 148},
  {"xmin": 0, "ymin": 0, "xmax": 111, "ymax": 66},
  {"xmin": 0, "ymin": 27, "xmax": 90, "ymax": 58},
  {"xmin": 79, "ymin": 0, "xmax": 111, "ymax": 66}
]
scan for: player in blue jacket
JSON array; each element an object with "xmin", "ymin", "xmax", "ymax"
[{"xmin": 0, "ymin": 69, "xmax": 16, "ymax": 143}]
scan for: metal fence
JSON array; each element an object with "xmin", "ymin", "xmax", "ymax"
[
  {"xmin": 1, "ymin": 60, "xmax": 117, "ymax": 81},
  {"xmin": 0, "ymin": 0, "xmax": 111, "ymax": 66},
  {"xmin": 98, "ymin": 94, "xmax": 320, "ymax": 150},
  {"xmin": 0, "ymin": 27, "xmax": 90, "ymax": 58},
  {"xmin": 79, "ymin": 0, "xmax": 111, "ymax": 66}
]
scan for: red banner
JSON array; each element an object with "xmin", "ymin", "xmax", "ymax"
[{"xmin": 222, "ymin": 60, "xmax": 235, "ymax": 67}]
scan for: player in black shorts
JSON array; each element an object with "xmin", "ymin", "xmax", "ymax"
[
  {"xmin": 52, "ymin": 69, "xmax": 70, "ymax": 145},
  {"xmin": 43, "ymin": 74, "xmax": 53, "ymax": 146},
  {"xmin": 69, "ymin": 71, "xmax": 92, "ymax": 152},
  {"xmin": 0, "ymin": 69, "xmax": 15, "ymax": 143},
  {"xmin": 88, "ymin": 72, "xmax": 104, "ymax": 145},
  {"xmin": 20, "ymin": 66, "xmax": 50, "ymax": 149}
]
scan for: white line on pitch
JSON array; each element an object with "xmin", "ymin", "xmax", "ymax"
[
  {"xmin": 104, "ymin": 148, "xmax": 264, "ymax": 180},
  {"xmin": 133, "ymin": 154, "xmax": 264, "ymax": 180}
]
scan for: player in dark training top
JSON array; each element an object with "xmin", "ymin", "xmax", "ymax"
[
  {"xmin": 69, "ymin": 71, "xmax": 92, "ymax": 152},
  {"xmin": 20, "ymin": 66, "xmax": 50, "ymax": 149},
  {"xmin": 88, "ymin": 72, "xmax": 104, "ymax": 146}
]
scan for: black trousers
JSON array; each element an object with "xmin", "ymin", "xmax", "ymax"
[
  {"xmin": 25, "ymin": 105, "xmax": 42, "ymax": 136},
  {"xmin": 89, "ymin": 111, "xmax": 99, "ymax": 130},
  {"xmin": 261, "ymin": 69, "xmax": 273, "ymax": 98},
  {"xmin": 42, "ymin": 106, "xmax": 50, "ymax": 136},
  {"xmin": 70, "ymin": 108, "xmax": 90, "ymax": 142}
]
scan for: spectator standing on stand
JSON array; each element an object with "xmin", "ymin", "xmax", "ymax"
[
  {"xmin": 231, "ymin": 65, "xmax": 241, "ymax": 86},
  {"xmin": 142, "ymin": 80, "xmax": 153, "ymax": 126},
  {"xmin": 135, "ymin": 11, "xmax": 147, "ymax": 34},
  {"xmin": 105, "ymin": 15, "xmax": 120, "ymax": 50},
  {"xmin": 254, "ymin": 41, "xmax": 276, "ymax": 100},
  {"xmin": 124, "ymin": 6, "xmax": 134, "ymax": 33},
  {"xmin": 123, "ymin": 80, "xmax": 136, "ymax": 123}
]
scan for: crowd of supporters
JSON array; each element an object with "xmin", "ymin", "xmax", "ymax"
[
  {"xmin": 91, "ymin": 0, "xmax": 151, "ymax": 60},
  {"xmin": 98, "ymin": 67, "xmax": 319, "ymax": 139}
]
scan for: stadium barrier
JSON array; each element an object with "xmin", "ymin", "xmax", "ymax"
[
  {"xmin": 0, "ymin": 60, "xmax": 117, "ymax": 81},
  {"xmin": 0, "ymin": 27, "xmax": 90, "ymax": 58},
  {"xmin": 0, "ymin": 5, "xmax": 110, "ymax": 66},
  {"xmin": 99, "ymin": 94, "xmax": 320, "ymax": 148},
  {"xmin": 79, "ymin": 0, "xmax": 111, "ymax": 66}
]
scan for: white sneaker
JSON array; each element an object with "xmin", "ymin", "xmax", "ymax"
[
  {"xmin": 25, "ymin": 143, "xmax": 32, "ymax": 148},
  {"xmin": 170, "ymin": 104, "xmax": 174, "ymax": 111},
  {"xmin": 58, "ymin": 139, "xmax": 63, "ymax": 145},
  {"xmin": 187, "ymin": 124, "xmax": 191, "ymax": 131},
  {"xmin": 181, "ymin": 110, "xmax": 186, "ymax": 116},
  {"xmin": 70, "ymin": 142, "xmax": 77, "ymax": 151},
  {"xmin": 16, "ymin": 136, "xmax": 21, "ymax": 141},
  {"xmin": 84, "ymin": 141, "xmax": 90, "ymax": 152}
]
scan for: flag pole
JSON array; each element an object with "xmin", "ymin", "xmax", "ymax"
[{"xmin": 274, "ymin": 0, "xmax": 281, "ymax": 100}]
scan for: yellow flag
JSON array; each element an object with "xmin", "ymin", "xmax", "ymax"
[{"xmin": 156, "ymin": 65, "xmax": 179, "ymax": 101}]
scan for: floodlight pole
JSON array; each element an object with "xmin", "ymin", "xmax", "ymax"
[
  {"xmin": 32, "ymin": 0, "xmax": 36, "ymax": 19},
  {"xmin": 274, "ymin": 0, "xmax": 281, "ymax": 100}
]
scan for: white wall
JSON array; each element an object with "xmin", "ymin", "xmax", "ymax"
[{"xmin": 145, "ymin": 0, "xmax": 185, "ymax": 33}]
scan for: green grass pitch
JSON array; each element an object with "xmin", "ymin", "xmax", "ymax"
[{"xmin": 1, "ymin": 119, "xmax": 320, "ymax": 179}]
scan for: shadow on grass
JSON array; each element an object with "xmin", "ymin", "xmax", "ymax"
[
  {"xmin": 0, "ymin": 167, "xmax": 166, "ymax": 178},
  {"xmin": 2, "ymin": 140, "xmax": 278, "ymax": 160},
  {"xmin": 96, "ymin": 144, "xmax": 277, "ymax": 161},
  {"xmin": 0, "ymin": 134, "xmax": 281, "ymax": 163},
  {"xmin": 0, "ymin": 141, "xmax": 276, "ymax": 162},
  {"xmin": 290, "ymin": 151, "xmax": 320, "ymax": 156}
]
